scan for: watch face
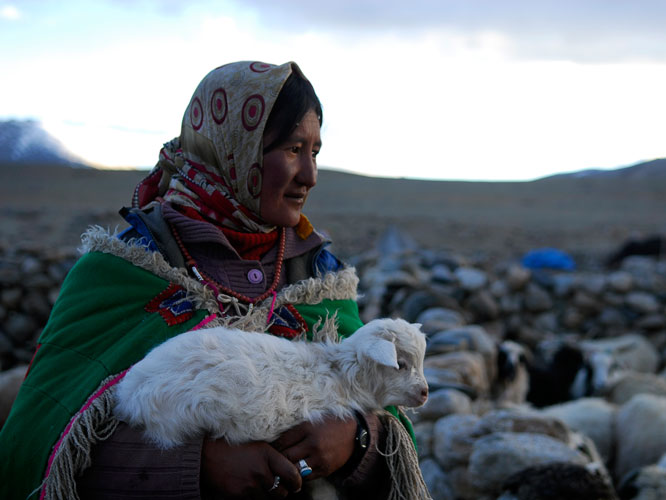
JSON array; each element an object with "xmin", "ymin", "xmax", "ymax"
[{"xmin": 358, "ymin": 428, "xmax": 369, "ymax": 449}]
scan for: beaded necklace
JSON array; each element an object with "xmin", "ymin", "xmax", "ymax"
[{"xmin": 169, "ymin": 223, "xmax": 286, "ymax": 305}]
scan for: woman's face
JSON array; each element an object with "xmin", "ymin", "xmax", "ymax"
[{"xmin": 260, "ymin": 109, "xmax": 321, "ymax": 227}]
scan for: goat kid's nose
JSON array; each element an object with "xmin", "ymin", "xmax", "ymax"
[{"xmin": 420, "ymin": 386, "xmax": 429, "ymax": 401}]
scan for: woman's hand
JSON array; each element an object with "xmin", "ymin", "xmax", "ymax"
[
  {"xmin": 201, "ymin": 439, "xmax": 302, "ymax": 499},
  {"xmin": 271, "ymin": 415, "xmax": 357, "ymax": 480}
]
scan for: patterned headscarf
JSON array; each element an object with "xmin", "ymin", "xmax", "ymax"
[{"xmin": 133, "ymin": 61, "xmax": 307, "ymax": 233}]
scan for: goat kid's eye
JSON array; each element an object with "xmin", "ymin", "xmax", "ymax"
[{"xmin": 398, "ymin": 360, "xmax": 408, "ymax": 370}]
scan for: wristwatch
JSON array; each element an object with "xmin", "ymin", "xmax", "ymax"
[
  {"xmin": 353, "ymin": 411, "xmax": 369, "ymax": 453},
  {"xmin": 337, "ymin": 412, "xmax": 370, "ymax": 475}
]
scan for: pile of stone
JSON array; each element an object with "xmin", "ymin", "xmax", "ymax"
[
  {"xmin": 404, "ymin": 320, "xmax": 666, "ymax": 499},
  {"xmin": 0, "ymin": 246, "xmax": 77, "ymax": 370},
  {"xmin": 353, "ymin": 228, "xmax": 666, "ymax": 353},
  {"xmin": 348, "ymin": 228, "xmax": 666, "ymax": 499}
]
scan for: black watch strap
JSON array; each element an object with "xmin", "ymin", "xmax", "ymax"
[{"xmin": 335, "ymin": 412, "xmax": 370, "ymax": 478}]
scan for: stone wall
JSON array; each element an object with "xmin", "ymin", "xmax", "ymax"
[
  {"xmin": 3, "ymin": 242, "xmax": 663, "ymax": 373},
  {"xmin": 0, "ymin": 247, "xmax": 77, "ymax": 370},
  {"xmin": 352, "ymin": 245, "xmax": 666, "ymax": 353}
]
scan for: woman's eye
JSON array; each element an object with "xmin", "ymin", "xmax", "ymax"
[
  {"xmin": 312, "ymin": 150, "xmax": 319, "ymax": 160},
  {"xmin": 290, "ymin": 146, "xmax": 300, "ymax": 154}
]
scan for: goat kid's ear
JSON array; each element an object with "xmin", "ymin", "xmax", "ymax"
[
  {"xmin": 361, "ymin": 338, "xmax": 399, "ymax": 369},
  {"xmin": 376, "ymin": 327, "xmax": 397, "ymax": 342}
]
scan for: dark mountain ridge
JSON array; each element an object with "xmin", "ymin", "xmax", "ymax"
[
  {"xmin": 542, "ymin": 158, "xmax": 666, "ymax": 181},
  {"xmin": 0, "ymin": 119, "xmax": 88, "ymax": 167}
]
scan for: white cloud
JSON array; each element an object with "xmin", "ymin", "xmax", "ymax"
[
  {"xmin": 232, "ymin": 0, "xmax": 666, "ymax": 62},
  {"xmin": 305, "ymin": 32, "xmax": 666, "ymax": 180},
  {"xmin": 42, "ymin": 119, "xmax": 165, "ymax": 168},
  {"xmin": 0, "ymin": 5, "xmax": 20, "ymax": 20},
  {"xmin": 3, "ymin": 2, "xmax": 666, "ymax": 179},
  {"xmin": 26, "ymin": 22, "xmax": 666, "ymax": 179}
]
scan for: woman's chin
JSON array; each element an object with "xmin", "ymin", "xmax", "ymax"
[{"xmin": 262, "ymin": 210, "xmax": 302, "ymax": 228}]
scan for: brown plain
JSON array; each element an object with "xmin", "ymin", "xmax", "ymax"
[{"xmin": 2, "ymin": 164, "xmax": 665, "ymax": 266}]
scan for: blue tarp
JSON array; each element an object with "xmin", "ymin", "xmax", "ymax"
[{"xmin": 521, "ymin": 248, "xmax": 576, "ymax": 271}]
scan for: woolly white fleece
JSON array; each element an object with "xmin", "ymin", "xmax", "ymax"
[{"xmin": 114, "ymin": 318, "xmax": 428, "ymax": 448}]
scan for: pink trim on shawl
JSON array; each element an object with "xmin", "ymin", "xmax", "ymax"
[
  {"xmin": 267, "ymin": 291, "xmax": 278, "ymax": 324},
  {"xmin": 40, "ymin": 369, "xmax": 130, "ymax": 499},
  {"xmin": 40, "ymin": 314, "xmax": 217, "ymax": 496},
  {"xmin": 191, "ymin": 313, "xmax": 218, "ymax": 331}
]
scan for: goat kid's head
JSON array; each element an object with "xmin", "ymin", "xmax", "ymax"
[{"xmin": 347, "ymin": 318, "xmax": 428, "ymax": 408}]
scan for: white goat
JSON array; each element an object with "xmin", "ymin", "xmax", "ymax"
[{"xmin": 114, "ymin": 317, "xmax": 428, "ymax": 449}]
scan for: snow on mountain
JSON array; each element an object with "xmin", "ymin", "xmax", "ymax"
[{"xmin": 0, "ymin": 119, "xmax": 88, "ymax": 167}]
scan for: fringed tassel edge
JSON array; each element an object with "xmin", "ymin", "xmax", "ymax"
[
  {"xmin": 80, "ymin": 226, "xmax": 360, "ymax": 330},
  {"xmin": 80, "ymin": 226, "xmax": 222, "ymax": 313},
  {"xmin": 378, "ymin": 411, "xmax": 433, "ymax": 500},
  {"xmin": 37, "ymin": 373, "xmax": 125, "ymax": 500}
]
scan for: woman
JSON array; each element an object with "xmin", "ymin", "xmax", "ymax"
[{"xmin": 0, "ymin": 61, "xmax": 422, "ymax": 499}]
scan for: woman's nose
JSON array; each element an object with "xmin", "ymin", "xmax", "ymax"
[{"xmin": 297, "ymin": 155, "xmax": 317, "ymax": 188}]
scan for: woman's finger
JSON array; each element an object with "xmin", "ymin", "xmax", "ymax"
[
  {"xmin": 295, "ymin": 457, "xmax": 319, "ymax": 481},
  {"xmin": 276, "ymin": 439, "xmax": 309, "ymax": 464},
  {"xmin": 264, "ymin": 474, "xmax": 289, "ymax": 499},
  {"xmin": 274, "ymin": 436, "xmax": 322, "ymax": 479},
  {"xmin": 271, "ymin": 421, "xmax": 309, "ymax": 451},
  {"xmin": 266, "ymin": 447, "xmax": 303, "ymax": 493}
]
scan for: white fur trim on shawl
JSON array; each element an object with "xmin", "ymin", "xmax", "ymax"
[
  {"xmin": 80, "ymin": 226, "xmax": 359, "ymax": 333},
  {"xmin": 80, "ymin": 226, "xmax": 221, "ymax": 313}
]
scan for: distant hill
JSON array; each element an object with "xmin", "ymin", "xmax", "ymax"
[
  {"xmin": 2, "ymin": 163, "xmax": 665, "ymax": 261},
  {"xmin": 542, "ymin": 158, "xmax": 666, "ymax": 181},
  {"xmin": 0, "ymin": 119, "xmax": 88, "ymax": 167}
]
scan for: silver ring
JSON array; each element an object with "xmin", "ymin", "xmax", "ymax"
[
  {"xmin": 269, "ymin": 475, "xmax": 280, "ymax": 491},
  {"xmin": 298, "ymin": 459, "xmax": 313, "ymax": 477}
]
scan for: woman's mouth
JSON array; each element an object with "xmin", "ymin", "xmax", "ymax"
[{"xmin": 285, "ymin": 192, "xmax": 306, "ymax": 203}]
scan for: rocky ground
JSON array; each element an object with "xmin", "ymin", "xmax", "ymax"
[{"xmin": 1, "ymin": 163, "xmax": 666, "ymax": 498}]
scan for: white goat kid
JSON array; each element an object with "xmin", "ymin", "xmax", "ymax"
[{"xmin": 114, "ymin": 318, "xmax": 428, "ymax": 449}]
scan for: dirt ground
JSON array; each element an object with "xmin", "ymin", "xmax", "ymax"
[{"xmin": 2, "ymin": 164, "xmax": 665, "ymax": 268}]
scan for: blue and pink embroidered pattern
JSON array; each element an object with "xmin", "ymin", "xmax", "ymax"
[
  {"xmin": 268, "ymin": 304, "xmax": 308, "ymax": 338},
  {"xmin": 145, "ymin": 283, "xmax": 195, "ymax": 326}
]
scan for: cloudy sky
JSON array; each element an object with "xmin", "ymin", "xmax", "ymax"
[{"xmin": 2, "ymin": 0, "xmax": 666, "ymax": 180}]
